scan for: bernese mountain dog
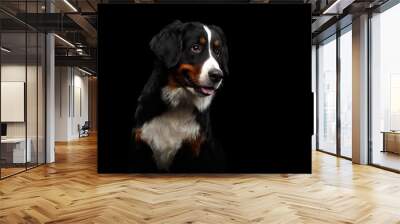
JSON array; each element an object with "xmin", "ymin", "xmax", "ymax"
[{"xmin": 131, "ymin": 20, "xmax": 229, "ymax": 172}]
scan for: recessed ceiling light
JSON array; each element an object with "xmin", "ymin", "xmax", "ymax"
[
  {"xmin": 1, "ymin": 47, "xmax": 11, "ymax": 53},
  {"xmin": 63, "ymin": 0, "xmax": 78, "ymax": 12},
  {"xmin": 78, "ymin": 67, "xmax": 93, "ymax": 76},
  {"xmin": 322, "ymin": 0, "xmax": 354, "ymax": 15},
  {"xmin": 54, "ymin": 34, "xmax": 75, "ymax": 48}
]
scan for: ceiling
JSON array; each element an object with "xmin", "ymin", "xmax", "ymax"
[{"xmin": 0, "ymin": 0, "xmax": 394, "ymax": 73}]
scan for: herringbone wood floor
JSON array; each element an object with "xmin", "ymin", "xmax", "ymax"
[{"xmin": 1, "ymin": 135, "xmax": 400, "ymax": 224}]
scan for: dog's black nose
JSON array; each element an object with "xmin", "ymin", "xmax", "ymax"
[{"xmin": 208, "ymin": 69, "xmax": 223, "ymax": 83}]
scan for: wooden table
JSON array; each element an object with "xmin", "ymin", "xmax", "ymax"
[
  {"xmin": 1, "ymin": 138, "xmax": 31, "ymax": 164},
  {"xmin": 381, "ymin": 131, "xmax": 400, "ymax": 154}
]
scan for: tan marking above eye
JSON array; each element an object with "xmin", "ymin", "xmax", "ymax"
[
  {"xmin": 199, "ymin": 36, "xmax": 207, "ymax": 45},
  {"xmin": 213, "ymin": 40, "xmax": 221, "ymax": 47}
]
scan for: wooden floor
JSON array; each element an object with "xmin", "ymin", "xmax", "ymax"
[
  {"xmin": 1, "ymin": 135, "xmax": 400, "ymax": 223},
  {"xmin": 1, "ymin": 167, "xmax": 26, "ymax": 178},
  {"xmin": 372, "ymin": 150, "xmax": 400, "ymax": 171}
]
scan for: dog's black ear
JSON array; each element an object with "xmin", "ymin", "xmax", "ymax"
[
  {"xmin": 209, "ymin": 25, "xmax": 229, "ymax": 75},
  {"xmin": 149, "ymin": 20, "xmax": 183, "ymax": 69}
]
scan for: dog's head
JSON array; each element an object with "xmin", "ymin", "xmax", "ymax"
[{"xmin": 150, "ymin": 20, "xmax": 229, "ymax": 97}]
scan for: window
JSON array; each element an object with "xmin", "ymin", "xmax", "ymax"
[
  {"xmin": 317, "ymin": 36, "xmax": 337, "ymax": 154},
  {"xmin": 370, "ymin": 3, "xmax": 400, "ymax": 171},
  {"xmin": 339, "ymin": 28, "xmax": 352, "ymax": 158}
]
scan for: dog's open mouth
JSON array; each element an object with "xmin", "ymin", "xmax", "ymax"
[
  {"xmin": 195, "ymin": 86, "xmax": 215, "ymax": 96},
  {"xmin": 182, "ymin": 71, "xmax": 217, "ymax": 96}
]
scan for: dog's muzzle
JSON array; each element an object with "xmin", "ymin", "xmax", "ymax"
[{"xmin": 182, "ymin": 70, "xmax": 222, "ymax": 97}]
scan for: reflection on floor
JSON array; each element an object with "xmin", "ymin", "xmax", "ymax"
[
  {"xmin": 1, "ymin": 136, "xmax": 400, "ymax": 222},
  {"xmin": 341, "ymin": 147, "xmax": 352, "ymax": 158},
  {"xmin": 373, "ymin": 150, "xmax": 400, "ymax": 171},
  {"xmin": 0, "ymin": 162, "xmax": 41, "ymax": 178},
  {"xmin": 0, "ymin": 167, "xmax": 25, "ymax": 178}
]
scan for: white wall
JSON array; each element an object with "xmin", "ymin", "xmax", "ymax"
[
  {"xmin": 55, "ymin": 66, "xmax": 89, "ymax": 141},
  {"xmin": 1, "ymin": 65, "xmax": 26, "ymax": 137},
  {"xmin": 72, "ymin": 73, "xmax": 89, "ymax": 138},
  {"xmin": 55, "ymin": 66, "xmax": 70, "ymax": 141},
  {"xmin": 1, "ymin": 65, "xmax": 41, "ymax": 137}
]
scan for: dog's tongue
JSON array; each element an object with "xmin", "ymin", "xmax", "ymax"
[{"xmin": 200, "ymin": 87, "xmax": 214, "ymax": 95}]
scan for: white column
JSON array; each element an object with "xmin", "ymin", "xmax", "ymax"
[
  {"xmin": 352, "ymin": 14, "xmax": 369, "ymax": 164},
  {"xmin": 46, "ymin": 32, "xmax": 55, "ymax": 163},
  {"xmin": 46, "ymin": 0, "xmax": 55, "ymax": 163}
]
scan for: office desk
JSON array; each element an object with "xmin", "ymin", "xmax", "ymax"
[{"xmin": 1, "ymin": 138, "xmax": 31, "ymax": 163}]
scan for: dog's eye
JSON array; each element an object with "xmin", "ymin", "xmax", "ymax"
[{"xmin": 191, "ymin": 44, "xmax": 202, "ymax": 54}]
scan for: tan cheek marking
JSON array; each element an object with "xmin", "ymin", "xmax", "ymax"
[
  {"xmin": 134, "ymin": 128, "xmax": 142, "ymax": 143},
  {"xmin": 167, "ymin": 72, "xmax": 179, "ymax": 89},
  {"xmin": 177, "ymin": 64, "xmax": 201, "ymax": 85}
]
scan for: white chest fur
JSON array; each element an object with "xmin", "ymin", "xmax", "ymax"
[{"xmin": 140, "ymin": 107, "xmax": 200, "ymax": 170}]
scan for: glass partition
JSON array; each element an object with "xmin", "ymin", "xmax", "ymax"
[
  {"xmin": 27, "ymin": 30, "xmax": 38, "ymax": 169},
  {"xmin": 0, "ymin": 1, "xmax": 46, "ymax": 179},
  {"xmin": 1, "ymin": 31, "xmax": 28, "ymax": 177},
  {"xmin": 38, "ymin": 32, "xmax": 45, "ymax": 165}
]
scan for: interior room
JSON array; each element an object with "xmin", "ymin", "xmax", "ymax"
[{"xmin": 1, "ymin": 0, "xmax": 400, "ymax": 223}]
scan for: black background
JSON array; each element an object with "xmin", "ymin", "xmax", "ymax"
[{"xmin": 98, "ymin": 4, "xmax": 312, "ymax": 173}]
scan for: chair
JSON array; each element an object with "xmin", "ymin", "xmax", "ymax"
[{"xmin": 79, "ymin": 121, "xmax": 90, "ymax": 138}]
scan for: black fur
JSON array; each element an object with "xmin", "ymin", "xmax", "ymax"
[
  {"xmin": 149, "ymin": 20, "xmax": 183, "ymax": 69},
  {"xmin": 131, "ymin": 20, "xmax": 228, "ymax": 172}
]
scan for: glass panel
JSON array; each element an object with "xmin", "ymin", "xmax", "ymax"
[
  {"xmin": 371, "ymin": 4, "xmax": 400, "ymax": 171},
  {"xmin": 27, "ymin": 30, "xmax": 38, "ymax": 169},
  {"xmin": 0, "ymin": 1, "xmax": 46, "ymax": 179},
  {"xmin": 1, "ymin": 31, "xmax": 27, "ymax": 177},
  {"xmin": 26, "ymin": 0, "xmax": 39, "ymax": 169},
  {"xmin": 38, "ymin": 32, "xmax": 45, "ymax": 165},
  {"xmin": 340, "ymin": 29, "xmax": 352, "ymax": 158},
  {"xmin": 318, "ymin": 37, "xmax": 337, "ymax": 154}
]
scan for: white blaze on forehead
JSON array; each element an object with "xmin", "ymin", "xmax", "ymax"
[
  {"xmin": 199, "ymin": 25, "xmax": 221, "ymax": 84},
  {"xmin": 204, "ymin": 25, "xmax": 220, "ymax": 68}
]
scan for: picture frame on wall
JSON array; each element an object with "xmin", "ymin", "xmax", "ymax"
[{"xmin": 97, "ymin": 3, "xmax": 312, "ymax": 173}]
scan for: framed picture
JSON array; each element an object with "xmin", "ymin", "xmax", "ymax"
[{"xmin": 98, "ymin": 3, "xmax": 312, "ymax": 173}]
